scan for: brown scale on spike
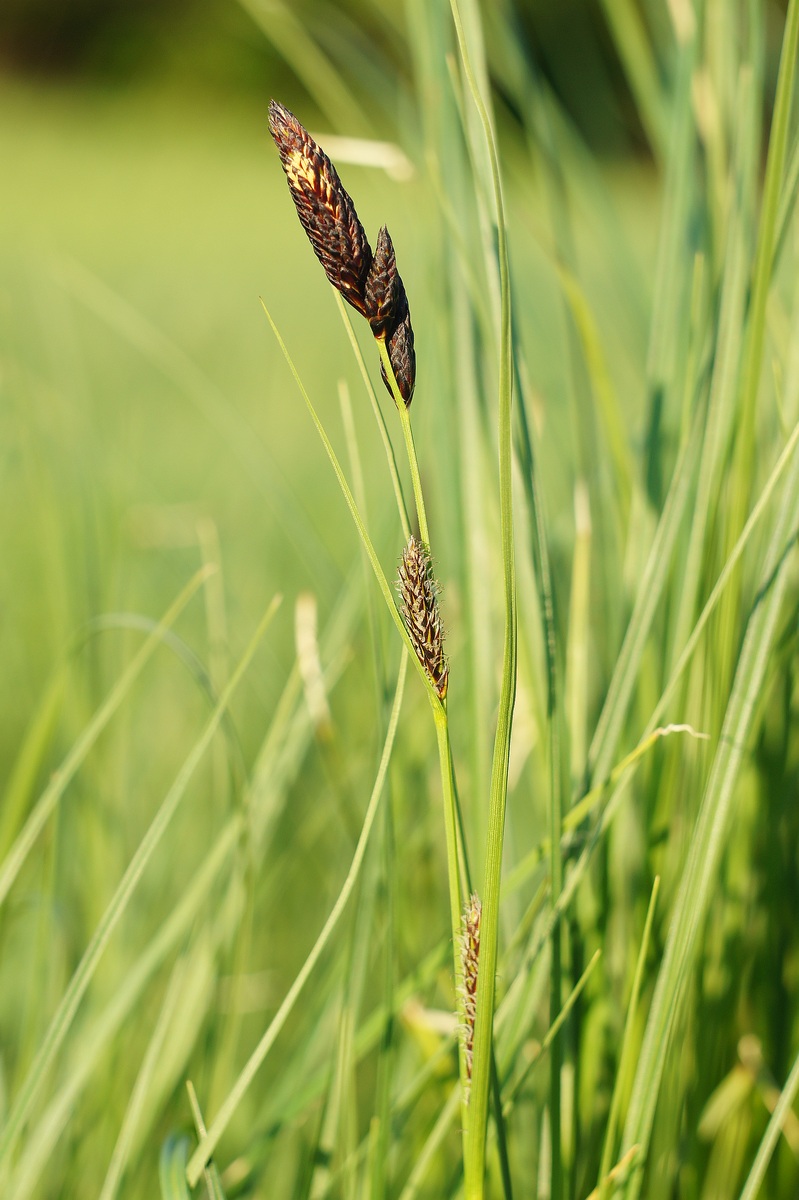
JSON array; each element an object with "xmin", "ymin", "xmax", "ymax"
[
  {"xmin": 397, "ymin": 536, "xmax": 447, "ymax": 699},
  {"xmin": 367, "ymin": 227, "xmax": 415, "ymax": 405},
  {"xmin": 379, "ymin": 295, "xmax": 416, "ymax": 407},
  {"xmin": 268, "ymin": 100, "xmax": 373, "ymax": 316},
  {"xmin": 460, "ymin": 893, "xmax": 481, "ymax": 1100},
  {"xmin": 365, "ymin": 226, "xmax": 402, "ymax": 337}
]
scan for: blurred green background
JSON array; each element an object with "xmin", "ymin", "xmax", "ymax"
[{"xmin": 3, "ymin": 1, "xmax": 799, "ymax": 1198}]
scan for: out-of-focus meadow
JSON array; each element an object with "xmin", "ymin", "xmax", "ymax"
[{"xmin": 2, "ymin": 1, "xmax": 799, "ymax": 1198}]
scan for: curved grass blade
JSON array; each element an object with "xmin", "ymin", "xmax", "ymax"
[
  {"xmin": 99, "ymin": 959, "xmax": 192, "ymax": 1200},
  {"xmin": 186, "ymin": 651, "xmax": 408, "ymax": 1186},
  {"xmin": 0, "ymin": 567, "xmax": 212, "ymax": 911},
  {"xmin": 56, "ymin": 258, "xmax": 336, "ymax": 595},
  {"xmin": 8, "ymin": 822, "xmax": 240, "ymax": 1200},
  {"xmin": 0, "ymin": 595, "xmax": 281, "ymax": 1172},
  {"xmin": 728, "ymin": 0, "xmax": 799, "ymax": 536},
  {"xmin": 159, "ymin": 1136, "xmax": 192, "ymax": 1200},
  {"xmin": 334, "ymin": 292, "xmax": 411, "ymax": 541},
  {"xmin": 620, "ymin": 447, "xmax": 799, "ymax": 1196},
  {"xmin": 0, "ymin": 669, "xmax": 64, "ymax": 860},
  {"xmin": 187, "ymin": 1080, "xmax": 227, "ymax": 1200},
  {"xmin": 261, "ymin": 301, "xmax": 441, "ymax": 707},
  {"xmin": 738, "ymin": 1045, "xmax": 799, "ymax": 1200}
]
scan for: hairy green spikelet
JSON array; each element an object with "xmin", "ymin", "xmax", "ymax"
[
  {"xmin": 268, "ymin": 100, "xmax": 373, "ymax": 316},
  {"xmin": 460, "ymin": 893, "xmax": 481, "ymax": 1100},
  {"xmin": 397, "ymin": 536, "xmax": 447, "ymax": 698}
]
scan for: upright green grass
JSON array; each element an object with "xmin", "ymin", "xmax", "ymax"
[{"xmin": 4, "ymin": 1, "xmax": 799, "ymax": 1196}]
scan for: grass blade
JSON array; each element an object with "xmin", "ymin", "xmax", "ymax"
[
  {"xmin": 738, "ymin": 1045, "xmax": 799, "ymax": 1200},
  {"xmin": 448, "ymin": 3, "xmax": 517, "ymax": 1195},
  {"xmin": 621, "ymin": 447, "xmax": 799, "ymax": 1194},
  {"xmin": 159, "ymin": 1136, "xmax": 191, "ymax": 1200},
  {"xmin": 186, "ymin": 651, "xmax": 408, "ymax": 1186},
  {"xmin": 0, "ymin": 567, "xmax": 212, "ymax": 911},
  {"xmin": 0, "ymin": 595, "xmax": 281, "ymax": 1171}
]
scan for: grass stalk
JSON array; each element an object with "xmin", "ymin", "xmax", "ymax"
[
  {"xmin": 738, "ymin": 1044, "xmax": 799, "ymax": 1200},
  {"xmin": 375, "ymin": 337, "xmax": 431, "ymax": 547},
  {"xmin": 262, "ymin": 301, "xmax": 442, "ymax": 708},
  {"xmin": 376, "ymin": 302, "xmax": 470, "ymax": 1134},
  {"xmin": 597, "ymin": 877, "xmax": 660, "ymax": 1199},
  {"xmin": 449, "ymin": 2, "xmax": 517, "ymax": 1195}
]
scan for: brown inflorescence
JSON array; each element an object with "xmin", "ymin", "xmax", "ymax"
[
  {"xmin": 268, "ymin": 100, "xmax": 373, "ymax": 316},
  {"xmin": 365, "ymin": 225, "xmax": 401, "ymax": 337},
  {"xmin": 397, "ymin": 536, "xmax": 448, "ymax": 699},
  {"xmin": 366, "ymin": 227, "xmax": 416, "ymax": 405},
  {"xmin": 460, "ymin": 893, "xmax": 481, "ymax": 1100},
  {"xmin": 268, "ymin": 100, "xmax": 417, "ymax": 406},
  {"xmin": 380, "ymin": 294, "xmax": 416, "ymax": 407}
]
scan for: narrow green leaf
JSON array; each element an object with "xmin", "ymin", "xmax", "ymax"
[
  {"xmin": 186, "ymin": 652, "xmax": 408, "ymax": 1186},
  {"xmin": 738, "ymin": 1045, "xmax": 799, "ymax": 1200},
  {"xmin": 0, "ymin": 595, "xmax": 281, "ymax": 1171},
  {"xmin": 621, "ymin": 448, "xmax": 799, "ymax": 1194},
  {"xmin": 448, "ymin": 3, "xmax": 517, "ymax": 1197},
  {"xmin": 0, "ymin": 567, "xmax": 212, "ymax": 912},
  {"xmin": 159, "ymin": 1136, "xmax": 192, "ymax": 1200}
]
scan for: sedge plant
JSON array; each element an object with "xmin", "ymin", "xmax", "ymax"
[
  {"xmin": 264, "ymin": 97, "xmax": 494, "ymax": 1166},
  {"xmin": 9, "ymin": 1, "xmax": 799, "ymax": 1197}
]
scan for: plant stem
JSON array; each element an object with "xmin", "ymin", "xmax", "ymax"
[
  {"xmin": 376, "ymin": 338, "xmax": 431, "ymax": 547},
  {"xmin": 375, "ymin": 331, "xmax": 469, "ymax": 1125},
  {"xmin": 449, "ymin": 2, "xmax": 517, "ymax": 1196},
  {"xmin": 433, "ymin": 706, "xmax": 470, "ymax": 1143}
]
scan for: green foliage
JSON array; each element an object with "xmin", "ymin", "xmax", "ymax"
[{"xmin": 3, "ymin": 0, "xmax": 799, "ymax": 1197}]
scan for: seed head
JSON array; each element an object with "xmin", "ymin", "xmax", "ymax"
[
  {"xmin": 380, "ymin": 293, "xmax": 416, "ymax": 407},
  {"xmin": 460, "ymin": 893, "xmax": 481, "ymax": 1099},
  {"xmin": 365, "ymin": 228, "xmax": 416, "ymax": 406},
  {"xmin": 397, "ymin": 536, "xmax": 447, "ymax": 699},
  {"xmin": 268, "ymin": 100, "xmax": 373, "ymax": 316},
  {"xmin": 365, "ymin": 225, "xmax": 403, "ymax": 337}
]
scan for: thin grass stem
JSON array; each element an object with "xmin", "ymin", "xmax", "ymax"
[{"xmin": 449, "ymin": 3, "xmax": 517, "ymax": 1195}]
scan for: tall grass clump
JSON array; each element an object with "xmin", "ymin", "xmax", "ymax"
[{"xmin": 3, "ymin": 0, "xmax": 799, "ymax": 1197}]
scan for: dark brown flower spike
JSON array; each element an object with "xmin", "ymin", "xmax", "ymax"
[
  {"xmin": 380, "ymin": 294, "xmax": 416, "ymax": 407},
  {"xmin": 367, "ymin": 225, "xmax": 416, "ymax": 406},
  {"xmin": 365, "ymin": 225, "xmax": 402, "ymax": 337},
  {"xmin": 269, "ymin": 100, "xmax": 417, "ymax": 405},
  {"xmin": 268, "ymin": 100, "xmax": 373, "ymax": 316},
  {"xmin": 460, "ymin": 893, "xmax": 481, "ymax": 1100},
  {"xmin": 398, "ymin": 536, "xmax": 447, "ymax": 698}
]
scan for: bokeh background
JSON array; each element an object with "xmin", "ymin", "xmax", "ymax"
[{"xmin": 3, "ymin": 2, "xmax": 799, "ymax": 1198}]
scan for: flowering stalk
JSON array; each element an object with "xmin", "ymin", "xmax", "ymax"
[{"xmin": 268, "ymin": 101, "xmax": 470, "ymax": 1132}]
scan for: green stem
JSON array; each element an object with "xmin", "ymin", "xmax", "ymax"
[
  {"xmin": 376, "ymin": 338, "xmax": 431, "ymax": 547},
  {"xmin": 335, "ymin": 294, "xmax": 412, "ymax": 541},
  {"xmin": 433, "ymin": 707, "xmax": 470, "ymax": 1138},
  {"xmin": 375, "ymin": 331, "xmax": 468, "ymax": 1120},
  {"xmin": 449, "ymin": 3, "xmax": 517, "ymax": 1197}
]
